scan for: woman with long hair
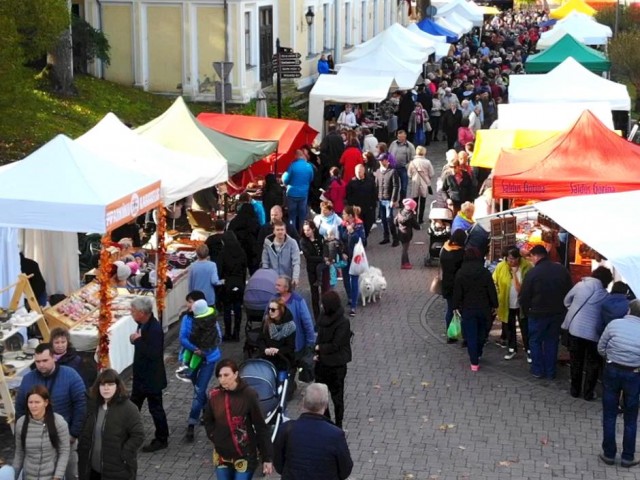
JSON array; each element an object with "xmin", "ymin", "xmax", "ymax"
[
  {"xmin": 339, "ymin": 205, "xmax": 366, "ymax": 317},
  {"xmin": 218, "ymin": 231, "xmax": 248, "ymax": 341},
  {"xmin": 324, "ymin": 167, "xmax": 347, "ymax": 215},
  {"xmin": 78, "ymin": 369, "xmax": 145, "ymax": 480},
  {"xmin": 204, "ymin": 359, "xmax": 274, "ymax": 479},
  {"xmin": 13, "ymin": 385, "xmax": 70, "ymax": 480},
  {"xmin": 258, "ymin": 298, "xmax": 297, "ymax": 373},
  {"xmin": 300, "ymin": 220, "xmax": 328, "ymax": 320}
]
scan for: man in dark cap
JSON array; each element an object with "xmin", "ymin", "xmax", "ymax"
[{"xmin": 519, "ymin": 245, "xmax": 573, "ymax": 380}]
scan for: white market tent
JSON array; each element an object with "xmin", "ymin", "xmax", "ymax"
[
  {"xmin": 0, "ymin": 135, "xmax": 162, "ymax": 294},
  {"xmin": 434, "ymin": 0, "xmax": 484, "ymax": 26},
  {"xmin": 439, "ymin": 11, "xmax": 474, "ymax": 34},
  {"xmin": 537, "ymin": 12, "xmax": 612, "ymax": 49},
  {"xmin": 76, "ymin": 113, "xmax": 228, "ymax": 206},
  {"xmin": 509, "ymin": 57, "xmax": 631, "ymax": 111},
  {"xmin": 344, "ymin": 23, "xmax": 435, "ymax": 63},
  {"xmin": 407, "ymin": 23, "xmax": 451, "ymax": 60},
  {"xmin": 336, "ymin": 49, "xmax": 422, "ymax": 90},
  {"xmin": 308, "ymin": 74, "xmax": 395, "ymax": 135},
  {"xmin": 497, "ymin": 102, "xmax": 614, "ymax": 130},
  {"xmin": 435, "ymin": 16, "xmax": 467, "ymax": 36}
]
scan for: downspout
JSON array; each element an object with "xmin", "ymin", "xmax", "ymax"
[
  {"xmin": 334, "ymin": 0, "xmax": 341, "ymax": 64},
  {"xmin": 96, "ymin": 0, "xmax": 104, "ymax": 78},
  {"xmin": 224, "ymin": 0, "xmax": 229, "ymax": 62}
]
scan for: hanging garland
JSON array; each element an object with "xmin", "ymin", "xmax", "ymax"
[
  {"xmin": 156, "ymin": 207, "xmax": 167, "ymax": 315},
  {"xmin": 97, "ymin": 233, "xmax": 114, "ymax": 370}
]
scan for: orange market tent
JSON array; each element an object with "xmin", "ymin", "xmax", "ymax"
[
  {"xmin": 197, "ymin": 113, "xmax": 318, "ymax": 189},
  {"xmin": 492, "ymin": 110, "xmax": 640, "ymax": 199},
  {"xmin": 551, "ymin": 0, "xmax": 597, "ymax": 19}
]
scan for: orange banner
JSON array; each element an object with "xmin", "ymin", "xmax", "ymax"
[
  {"xmin": 492, "ymin": 179, "xmax": 640, "ymax": 200},
  {"xmin": 105, "ymin": 181, "xmax": 162, "ymax": 232}
]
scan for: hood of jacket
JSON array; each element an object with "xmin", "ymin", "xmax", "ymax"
[
  {"xmin": 457, "ymin": 259, "xmax": 487, "ymax": 282},
  {"xmin": 317, "ymin": 307, "xmax": 345, "ymax": 328}
]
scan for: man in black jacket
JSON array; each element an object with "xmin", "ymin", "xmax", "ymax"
[
  {"xmin": 346, "ymin": 164, "xmax": 377, "ymax": 239},
  {"xmin": 519, "ymin": 245, "xmax": 573, "ymax": 380},
  {"xmin": 129, "ymin": 297, "xmax": 169, "ymax": 452},
  {"xmin": 373, "ymin": 157, "xmax": 400, "ymax": 246},
  {"xmin": 274, "ymin": 383, "xmax": 353, "ymax": 480},
  {"xmin": 319, "ymin": 124, "xmax": 345, "ymax": 170}
]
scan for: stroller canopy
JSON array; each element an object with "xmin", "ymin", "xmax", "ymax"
[{"xmin": 243, "ymin": 268, "xmax": 278, "ymax": 311}]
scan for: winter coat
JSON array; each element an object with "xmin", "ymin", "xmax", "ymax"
[
  {"xmin": 13, "ymin": 413, "xmax": 70, "ymax": 480},
  {"xmin": 519, "ymin": 258, "xmax": 573, "ymax": 317},
  {"xmin": 451, "ymin": 213, "xmax": 474, "ymax": 234},
  {"xmin": 562, "ymin": 277, "xmax": 608, "ymax": 342},
  {"xmin": 204, "ymin": 381, "xmax": 273, "ymax": 463},
  {"xmin": 15, "ymin": 365, "xmax": 87, "ymax": 438},
  {"xmin": 442, "ymin": 171, "xmax": 474, "ymax": 204},
  {"xmin": 439, "ymin": 242, "xmax": 465, "ymax": 299},
  {"xmin": 228, "ymin": 204, "xmax": 260, "ymax": 265},
  {"xmin": 346, "ymin": 175, "xmax": 377, "ymax": 215},
  {"xmin": 282, "ymin": 158, "xmax": 314, "ymax": 199},
  {"xmin": 131, "ymin": 316, "xmax": 167, "ymax": 394},
  {"xmin": 339, "ymin": 147, "xmax": 363, "ymax": 184},
  {"xmin": 601, "ymin": 293, "xmax": 630, "ymax": 328},
  {"xmin": 313, "ymin": 212, "xmax": 342, "ymax": 240},
  {"xmin": 261, "ymin": 234, "xmax": 301, "ymax": 282},
  {"xmin": 179, "ymin": 312, "xmax": 222, "ymax": 364},
  {"xmin": 78, "ymin": 397, "xmax": 145, "ymax": 480},
  {"xmin": 388, "ymin": 140, "xmax": 416, "ymax": 168},
  {"xmin": 598, "ymin": 315, "xmax": 640, "ymax": 367},
  {"xmin": 453, "ymin": 260, "xmax": 498, "ymax": 312},
  {"xmin": 274, "ymin": 292, "xmax": 316, "ymax": 352},
  {"xmin": 324, "ymin": 177, "xmax": 347, "ymax": 214},
  {"xmin": 191, "ymin": 305, "xmax": 221, "ymax": 350},
  {"xmin": 374, "ymin": 167, "xmax": 400, "ymax": 203},
  {"xmin": 300, "ymin": 235, "xmax": 325, "ymax": 274},
  {"xmin": 262, "ymin": 174, "xmax": 284, "ymax": 215},
  {"xmin": 218, "ymin": 236, "xmax": 248, "ymax": 299},
  {"xmin": 442, "ymin": 108, "xmax": 463, "ymax": 137},
  {"xmin": 394, "ymin": 208, "xmax": 420, "ymax": 243},
  {"xmin": 205, "ymin": 233, "xmax": 226, "ymax": 266},
  {"xmin": 408, "ymin": 108, "xmax": 429, "ymax": 134},
  {"xmin": 273, "ymin": 413, "xmax": 353, "ymax": 480},
  {"xmin": 319, "ymin": 132, "xmax": 345, "ymax": 169},
  {"xmin": 407, "ymin": 156, "xmax": 435, "ymax": 198},
  {"xmin": 315, "ymin": 308, "xmax": 352, "ymax": 367},
  {"xmin": 257, "ymin": 222, "xmax": 300, "ymax": 250},
  {"xmin": 257, "ymin": 308, "xmax": 296, "ymax": 371},
  {"xmin": 492, "ymin": 258, "xmax": 533, "ymax": 323},
  {"xmin": 338, "ymin": 221, "xmax": 366, "ymax": 260},
  {"xmin": 56, "ymin": 348, "xmax": 87, "ymax": 386}
]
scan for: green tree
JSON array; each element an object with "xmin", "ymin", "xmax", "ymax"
[
  {"xmin": 72, "ymin": 14, "xmax": 111, "ymax": 73},
  {"xmin": 609, "ymin": 29, "xmax": 640, "ymax": 112},
  {"xmin": 595, "ymin": 5, "xmax": 640, "ymax": 35},
  {"xmin": 0, "ymin": 0, "xmax": 69, "ymax": 97}
]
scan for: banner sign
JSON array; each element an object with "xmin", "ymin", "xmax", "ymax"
[{"xmin": 105, "ymin": 181, "xmax": 162, "ymax": 231}]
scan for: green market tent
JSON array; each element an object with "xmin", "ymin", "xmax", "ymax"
[
  {"xmin": 525, "ymin": 34, "xmax": 610, "ymax": 74},
  {"xmin": 136, "ymin": 97, "xmax": 278, "ymax": 176}
]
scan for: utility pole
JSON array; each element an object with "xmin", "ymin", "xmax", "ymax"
[{"xmin": 276, "ymin": 38, "xmax": 282, "ymax": 118}]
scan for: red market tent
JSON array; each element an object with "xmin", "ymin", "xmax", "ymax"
[
  {"xmin": 492, "ymin": 110, "xmax": 640, "ymax": 200},
  {"xmin": 197, "ymin": 113, "xmax": 318, "ymax": 191}
]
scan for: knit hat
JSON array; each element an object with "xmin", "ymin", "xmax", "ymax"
[
  {"xmin": 116, "ymin": 264, "xmax": 132, "ymax": 281},
  {"xmin": 193, "ymin": 299, "xmax": 209, "ymax": 317},
  {"xmin": 403, "ymin": 198, "xmax": 417, "ymax": 211},
  {"xmin": 126, "ymin": 261, "xmax": 139, "ymax": 275}
]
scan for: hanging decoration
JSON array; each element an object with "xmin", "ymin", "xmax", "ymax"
[
  {"xmin": 156, "ymin": 207, "xmax": 167, "ymax": 315},
  {"xmin": 97, "ymin": 233, "xmax": 114, "ymax": 370}
]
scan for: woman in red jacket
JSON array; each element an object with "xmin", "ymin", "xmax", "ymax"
[
  {"xmin": 339, "ymin": 138, "xmax": 363, "ymax": 183},
  {"xmin": 324, "ymin": 167, "xmax": 347, "ymax": 215}
]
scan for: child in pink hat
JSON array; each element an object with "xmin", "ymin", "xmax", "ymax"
[{"xmin": 394, "ymin": 198, "xmax": 421, "ymax": 269}]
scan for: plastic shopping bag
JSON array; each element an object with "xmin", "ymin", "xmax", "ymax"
[
  {"xmin": 447, "ymin": 311, "xmax": 462, "ymax": 340},
  {"xmin": 349, "ymin": 238, "xmax": 369, "ymax": 276}
]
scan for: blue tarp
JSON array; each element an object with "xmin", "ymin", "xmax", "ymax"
[
  {"xmin": 539, "ymin": 19, "xmax": 557, "ymax": 28},
  {"xmin": 416, "ymin": 18, "xmax": 459, "ymax": 43}
]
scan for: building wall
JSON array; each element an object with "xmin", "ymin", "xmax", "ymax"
[
  {"xmin": 100, "ymin": 4, "xmax": 134, "ymax": 85},
  {"xmin": 195, "ymin": 5, "xmax": 225, "ymax": 95},
  {"xmin": 146, "ymin": 5, "xmax": 183, "ymax": 92}
]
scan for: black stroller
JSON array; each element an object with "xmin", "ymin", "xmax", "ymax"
[
  {"xmin": 424, "ymin": 199, "xmax": 454, "ymax": 266},
  {"xmin": 242, "ymin": 268, "xmax": 278, "ymax": 358},
  {"xmin": 239, "ymin": 354, "xmax": 290, "ymax": 442}
]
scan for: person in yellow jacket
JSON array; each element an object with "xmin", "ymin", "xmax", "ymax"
[{"xmin": 493, "ymin": 247, "xmax": 533, "ymax": 361}]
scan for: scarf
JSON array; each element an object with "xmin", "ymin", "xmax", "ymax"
[
  {"xmin": 414, "ymin": 108, "xmax": 423, "ymax": 125},
  {"xmin": 269, "ymin": 320, "xmax": 296, "ymax": 341}
]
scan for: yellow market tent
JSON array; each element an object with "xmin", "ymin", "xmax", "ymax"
[{"xmin": 550, "ymin": 0, "xmax": 597, "ymax": 19}]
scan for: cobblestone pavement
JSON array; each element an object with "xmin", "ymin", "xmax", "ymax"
[{"xmin": 2, "ymin": 141, "xmax": 637, "ymax": 479}]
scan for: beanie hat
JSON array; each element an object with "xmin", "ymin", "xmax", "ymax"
[
  {"xmin": 403, "ymin": 198, "xmax": 417, "ymax": 211},
  {"xmin": 116, "ymin": 264, "xmax": 132, "ymax": 281},
  {"xmin": 126, "ymin": 261, "xmax": 139, "ymax": 275},
  {"xmin": 193, "ymin": 299, "xmax": 209, "ymax": 317}
]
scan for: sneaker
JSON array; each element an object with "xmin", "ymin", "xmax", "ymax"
[
  {"xmin": 470, "ymin": 365, "xmax": 480, "ymax": 372},
  {"xmin": 176, "ymin": 369, "xmax": 193, "ymax": 383},
  {"xmin": 621, "ymin": 458, "xmax": 640, "ymax": 468},
  {"xmin": 526, "ymin": 350, "xmax": 532, "ymax": 364},
  {"xmin": 175, "ymin": 365, "xmax": 189, "ymax": 373},
  {"xmin": 370, "ymin": 223, "xmax": 378, "ymax": 231},
  {"xmin": 185, "ymin": 425, "xmax": 194, "ymax": 442},
  {"xmin": 495, "ymin": 339, "xmax": 507, "ymax": 348},
  {"xmin": 504, "ymin": 350, "xmax": 517, "ymax": 360},
  {"xmin": 379, "ymin": 238, "xmax": 390, "ymax": 245},
  {"xmin": 598, "ymin": 453, "xmax": 615, "ymax": 465},
  {"xmin": 142, "ymin": 439, "xmax": 168, "ymax": 453},
  {"xmin": 349, "ymin": 309, "xmax": 356, "ymax": 317}
]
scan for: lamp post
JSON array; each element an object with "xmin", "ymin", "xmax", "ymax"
[{"xmin": 305, "ymin": 6, "xmax": 315, "ymax": 27}]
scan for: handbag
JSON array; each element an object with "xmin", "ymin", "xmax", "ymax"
[
  {"xmin": 425, "ymin": 121, "xmax": 433, "ymax": 132},
  {"xmin": 429, "ymin": 269, "xmax": 443, "ymax": 295}
]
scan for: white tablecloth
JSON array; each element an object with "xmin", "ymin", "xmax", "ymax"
[
  {"xmin": 70, "ymin": 315, "xmax": 137, "ymax": 374},
  {"xmin": 164, "ymin": 268, "xmax": 189, "ymax": 329}
]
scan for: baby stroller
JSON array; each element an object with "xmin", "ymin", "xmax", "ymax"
[
  {"xmin": 424, "ymin": 200, "xmax": 454, "ymax": 266},
  {"xmin": 243, "ymin": 268, "xmax": 278, "ymax": 359},
  {"xmin": 239, "ymin": 354, "xmax": 290, "ymax": 442}
]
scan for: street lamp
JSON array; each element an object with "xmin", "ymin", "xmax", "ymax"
[{"xmin": 305, "ymin": 6, "xmax": 315, "ymax": 27}]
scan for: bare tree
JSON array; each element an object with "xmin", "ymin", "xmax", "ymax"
[{"xmin": 46, "ymin": 0, "xmax": 75, "ymax": 95}]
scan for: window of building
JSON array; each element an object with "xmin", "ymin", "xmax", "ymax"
[
  {"xmin": 344, "ymin": 2, "xmax": 352, "ymax": 47},
  {"xmin": 307, "ymin": 6, "xmax": 315, "ymax": 56},
  {"xmin": 244, "ymin": 12, "xmax": 252, "ymax": 67},
  {"xmin": 323, "ymin": 3, "xmax": 331, "ymax": 51},
  {"xmin": 361, "ymin": 1, "xmax": 367, "ymax": 43}
]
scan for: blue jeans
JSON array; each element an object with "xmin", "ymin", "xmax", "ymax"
[
  {"xmin": 341, "ymin": 266, "xmax": 359, "ymax": 311},
  {"xmin": 602, "ymin": 364, "xmax": 640, "ymax": 462},
  {"xmin": 528, "ymin": 314, "xmax": 562, "ymax": 379},
  {"xmin": 188, "ymin": 360, "xmax": 216, "ymax": 425},
  {"xmin": 287, "ymin": 196, "xmax": 307, "ymax": 233},
  {"xmin": 461, "ymin": 308, "xmax": 489, "ymax": 365},
  {"xmin": 396, "ymin": 165, "xmax": 408, "ymax": 200},
  {"xmin": 215, "ymin": 465, "xmax": 255, "ymax": 480},
  {"xmin": 378, "ymin": 200, "xmax": 397, "ymax": 241}
]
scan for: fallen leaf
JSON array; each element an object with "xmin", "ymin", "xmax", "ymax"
[
  {"xmin": 403, "ymin": 474, "xmax": 415, "ymax": 480},
  {"xmin": 540, "ymin": 436, "xmax": 549, "ymax": 446},
  {"xmin": 458, "ymin": 445, "xmax": 466, "ymax": 450},
  {"xmin": 498, "ymin": 461, "xmax": 512, "ymax": 467},
  {"xmin": 544, "ymin": 463, "xmax": 550, "ymax": 468},
  {"xmin": 421, "ymin": 381, "xmax": 431, "ymax": 387},
  {"xmin": 373, "ymin": 385, "xmax": 381, "ymax": 389},
  {"xmin": 391, "ymin": 379, "xmax": 399, "ymax": 385},
  {"xmin": 368, "ymin": 417, "xmax": 375, "ymax": 422},
  {"xmin": 438, "ymin": 423, "xmax": 456, "ymax": 432},
  {"xmin": 447, "ymin": 424, "xmax": 456, "ymax": 429}
]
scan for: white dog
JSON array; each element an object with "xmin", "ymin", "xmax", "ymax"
[
  {"xmin": 358, "ymin": 266, "xmax": 386, "ymax": 306},
  {"xmin": 358, "ymin": 274, "xmax": 375, "ymax": 306},
  {"xmin": 372, "ymin": 274, "xmax": 387, "ymax": 302}
]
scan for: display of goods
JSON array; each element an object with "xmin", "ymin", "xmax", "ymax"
[
  {"xmin": 77, "ymin": 282, "xmax": 101, "ymax": 306},
  {"xmin": 56, "ymin": 296, "xmax": 94, "ymax": 322}
]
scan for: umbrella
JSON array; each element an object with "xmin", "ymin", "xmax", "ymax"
[{"xmin": 256, "ymin": 90, "xmax": 268, "ymax": 117}]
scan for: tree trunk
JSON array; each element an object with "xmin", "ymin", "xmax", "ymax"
[{"xmin": 46, "ymin": 0, "xmax": 74, "ymax": 95}]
